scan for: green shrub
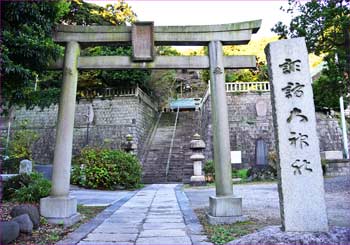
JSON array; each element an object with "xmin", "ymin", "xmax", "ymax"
[
  {"xmin": 71, "ymin": 147, "xmax": 142, "ymax": 189},
  {"xmin": 203, "ymin": 160, "xmax": 215, "ymax": 181},
  {"xmin": 1, "ymin": 158, "xmax": 19, "ymax": 174},
  {"xmin": 3, "ymin": 172, "xmax": 51, "ymax": 203},
  {"xmin": 247, "ymin": 165, "xmax": 277, "ymax": 181},
  {"xmin": 232, "ymin": 169, "xmax": 248, "ymax": 179},
  {"xmin": 8, "ymin": 120, "xmax": 39, "ymax": 160}
]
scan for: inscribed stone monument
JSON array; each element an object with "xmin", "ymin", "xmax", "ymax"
[{"xmin": 265, "ymin": 37, "xmax": 328, "ymax": 232}]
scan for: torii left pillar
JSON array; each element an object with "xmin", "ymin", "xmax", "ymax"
[{"xmin": 40, "ymin": 41, "xmax": 81, "ymax": 226}]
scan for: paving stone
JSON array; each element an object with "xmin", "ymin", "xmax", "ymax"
[
  {"xmin": 145, "ymin": 218, "xmax": 183, "ymax": 223},
  {"xmin": 143, "ymin": 223, "xmax": 186, "ymax": 230},
  {"xmin": 93, "ymin": 227, "xmax": 139, "ymax": 234},
  {"xmin": 136, "ymin": 237, "xmax": 192, "ymax": 245},
  {"xmin": 96, "ymin": 224, "xmax": 142, "ymax": 229},
  {"xmin": 78, "ymin": 241, "xmax": 133, "ymax": 245},
  {"xmin": 84, "ymin": 233, "xmax": 138, "ymax": 242},
  {"xmin": 104, "ymin": 218, "xmax": 144, "ymax": 224},
  {"xmin": 139, "ymin": 229, "xmax": 187, "ymax": 237},
  {"xmin": 146, "ymin": 215, "xmax": 183, "ymax": 219}
]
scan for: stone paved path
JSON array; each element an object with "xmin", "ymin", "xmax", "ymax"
[
  {"xmin": 70, "ymin": 188, "xmax": 131, "ymax": 207},
  {"xmin": 77, "ymin": 184, "xmax": 210, "ymax": 245}
]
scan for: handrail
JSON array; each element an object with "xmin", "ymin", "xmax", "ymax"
[{"xmin": 165, "ymin": 107, "xmax": 180, "ymax": 180}]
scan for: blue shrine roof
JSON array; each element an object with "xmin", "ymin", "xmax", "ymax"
[{"xmin": 169, "ymin": 98, "xmax": 199, "ymax": 109}]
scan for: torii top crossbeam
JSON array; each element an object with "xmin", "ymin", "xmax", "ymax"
[{"xmin": 54, "ymin": 20, "xmax": 261, "ymax": 46}]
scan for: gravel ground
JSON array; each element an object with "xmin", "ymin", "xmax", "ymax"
[{"xmin": 185, "ymin": 176, "xmax": 350, "ymax": 227}]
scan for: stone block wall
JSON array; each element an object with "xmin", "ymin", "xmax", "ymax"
[
  {"xmin": 201, "ymin": 91, "xmax": 347, "ymax": 167},
  {"xmin": 0, "ymin": 94, "xmax": 158, "ymax": 164},
  {"xmin": 326, "ymin": 160, "xmax": 350, "ymax": 177}
]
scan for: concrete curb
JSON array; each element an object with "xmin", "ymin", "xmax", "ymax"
[
  {"xmin": 56, "ymin": 190, "xmax": 139, "ymax": 245},
  {"xmin": 175, "ymin": 184, "xmax": 213, "ymax": 245}
]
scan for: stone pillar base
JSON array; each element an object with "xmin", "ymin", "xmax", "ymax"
[
  {"xmin": 40, "ymin": 196, "xmax": 80, "ymax": 226},
  {"xmin": 190, "ymin": 175, "xmax": 206, "ymax": 186},
  {"xmin": 208, "ymin": 195, "xmax": 245, "ymax": 224}
]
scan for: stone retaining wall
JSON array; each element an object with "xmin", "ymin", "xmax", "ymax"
[
  {"xmin": 326, "ymin": 160, "xmax": 350, "ymax": 177},
  {"xmin": 201, "ymin": 92, "xmax": 348, "ymax": 168},
  {"xmin": 2, "ymin": 90, "xmax": 348, "ymax": 171},
  {"xmin": 0, "ymin": 94, "xmax": 158, "ymax": 164}
]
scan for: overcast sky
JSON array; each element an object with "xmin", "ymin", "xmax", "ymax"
[{"xmin": 86, "ymin": 1, "xmax": 292, "ymax": 39}]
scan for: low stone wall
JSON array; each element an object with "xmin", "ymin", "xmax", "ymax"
[
  {"xmin": 0, "ymin": 93, "xmax": 158, "ymax": 164},
  {"xmin": 326, "ymin": 160, "xmax": 350, "ymax": 177},
  {"xmin": 201, "ymin": 91, "xmax": 348, "ymax": 168}
]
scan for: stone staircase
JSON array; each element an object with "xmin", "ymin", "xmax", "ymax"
[{"xmin": 142, "ymin": 111, "xmax": 199, "ymax": 183}]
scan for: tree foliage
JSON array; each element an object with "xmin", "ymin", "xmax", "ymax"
[
  {"xmin": 272, "ymin": 0, "xmax": 350, "ymax": 109},
  {"xmin": 1, "ymin": 0, "xmax": 142, "ymax": 112},
  {"xmin": 63, "ymin": 0, "xmax": 136, "ymax": 25},
  {"xmin": 1, "ymin": 1, "xmax": 70, "ymax": 111}
]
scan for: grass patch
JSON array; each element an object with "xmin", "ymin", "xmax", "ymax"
[{"xmin": 195, "ymin": 208, "xmax": 265, "ymax": 244}]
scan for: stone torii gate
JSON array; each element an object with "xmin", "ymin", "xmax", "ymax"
[{"xmin": 40, "ymin": 20, "xmax": 261, "ymax": 225}]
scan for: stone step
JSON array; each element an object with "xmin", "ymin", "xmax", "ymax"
[{"xmin": 142, "ymin": 111, "xmax": 200, "ymax": 184}]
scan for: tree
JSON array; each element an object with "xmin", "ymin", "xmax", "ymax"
[
  {"xmin": 62, "ymin": 0, "xmax": 151, "ymax": 99},
  {"xmin": 1, "ymin": 0, "xmax": 141, "ymax": 112},
  {"xmin": 63, "ymin": 0, "xmax": 136, "ymax": 25},
  {"xmin": 1, "ymin": 1, "xmax": 70, "ymax": 112},
  {"xmin": 272, "ymin": 0, "xmax": 350, "ymax": 109}
]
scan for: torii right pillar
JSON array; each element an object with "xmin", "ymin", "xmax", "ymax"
[{"xmin": 207, "ymin": 41, "xmax": 246, "ymax": 224}]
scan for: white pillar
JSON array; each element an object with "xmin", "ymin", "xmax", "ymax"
[{"xmin": 40, "ymin": 41, "xmax": 81, "ymax": 226}]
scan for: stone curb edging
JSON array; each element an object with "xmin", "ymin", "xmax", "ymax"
[
  {"xmin": 56, "ymin": 190, "xmax": 139, "ymax": 245},
  {"xmin": 175, "ymin": 184, "xmax": 213, "ymax": 245}
]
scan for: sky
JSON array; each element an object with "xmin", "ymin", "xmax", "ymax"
[{"xmin": 86, "ymin": 0, "xmax": 292, "ymax": 39}]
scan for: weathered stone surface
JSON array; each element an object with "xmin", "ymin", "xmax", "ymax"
[
  {"xmin": 256, "ymin": 100, "xmax": 267, "ymax": 117},
  {"xmin": 321, "ymin": 151, "xmax": 343, "ymax": 160},
  {"xmin": 10, "ymin": 204, "xmax": 40, "ymax": 229},
  {"xmin": 209, "ymin": 196, "xmax": 242, "ymax": 217},
  {"xmin": 139, "ymin": 229, "xmax": 187, "ymax": 237},
  {"xmin": 226, "ymin": 226, "xmax": 350, "ymax": 245},
  {"xmin": 265, "ymin": 37, "xmax": 328, "ymax": 232},
  {"xmin": 19, "ymin": 159, "xmax": 32, "ymax": 174},
  {"xmin": 40, "ymin": 196, "xmax": 77, "ymax": 218},
  {"xmin": 208, "ymin": 40, "xmax": 233, "ymax": 197},
  {"xmin": 53, "ymin": 20, "xmax": 261, "ymax": 46},
  {"xmin": 132, "ymin": 22, "xmax": 154, "ymax": 61},
  {"xmin": 50, "ymin": 41, "xmax": 80, "ymax": 197},
  {"xmin": 142, "ymin": 223, "xmax": 186, "ymax": 230},
  {"xmin": 12, "ymin": 214, "xmax": 33, "ymax": 234},
  {"xmin": 136, "ymin": 237, "xmax": 192, "ymax": 245},
  {"xmin": 200, "ymin": 92, "xmax": 345, "ymax": 168},
  {"xmin": 84, "ymin": 233, "xmax": 137, "ymax": 242},
  {"xmin": 0, "ymin": 221, "xmax": 20, "ymax": 244}
]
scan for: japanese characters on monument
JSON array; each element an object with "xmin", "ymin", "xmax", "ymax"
[{"xmin": 265, "ymin": 38, "xmax": 329, "ymax": 232}]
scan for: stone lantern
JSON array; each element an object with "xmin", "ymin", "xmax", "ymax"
[
  {"xmin": 121, "ymin": 134, "xmax": 137, "ymax": 155},
  {"xmin": 190, "ymin": 133, "xmax": 206, "ymax": 185}
]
